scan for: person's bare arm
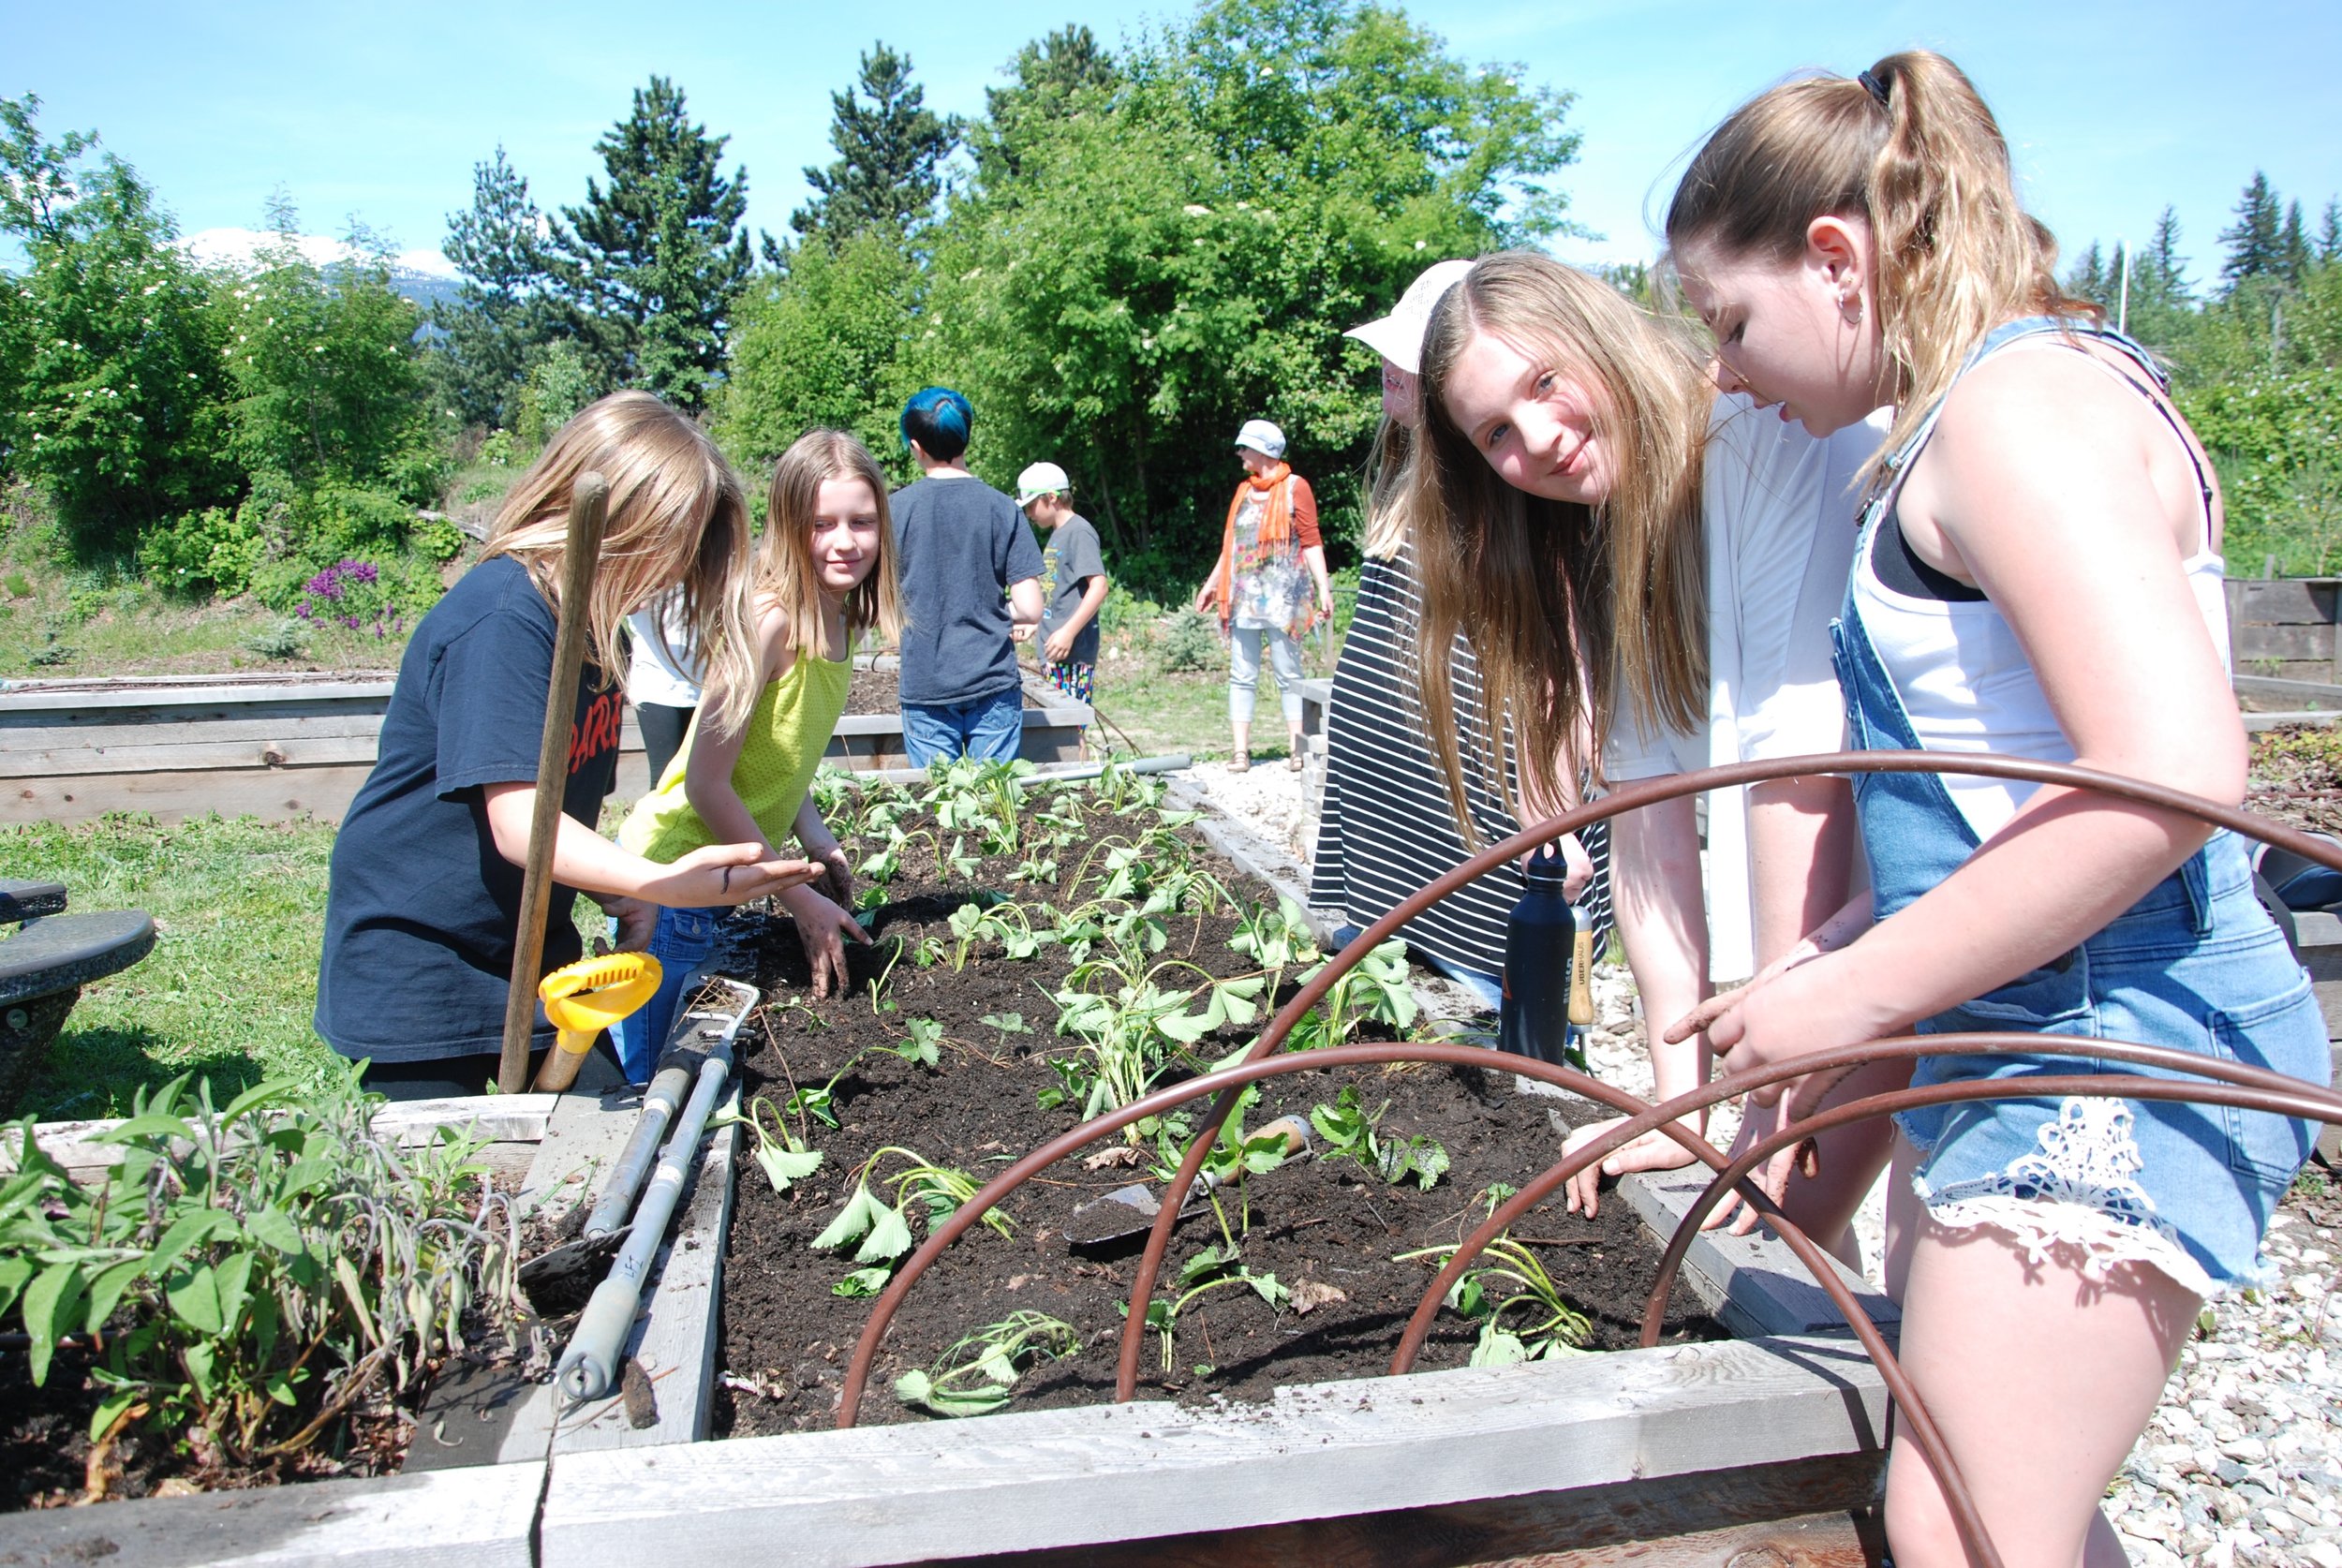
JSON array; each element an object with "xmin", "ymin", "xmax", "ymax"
[{"xmin": 479, "ymin": 784, "xmax": 819, "ymax": 909}]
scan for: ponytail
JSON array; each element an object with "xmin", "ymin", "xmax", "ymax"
[{"xmin": 1667, "ymin": 51, "xmax": 2096, "ymax": 479}]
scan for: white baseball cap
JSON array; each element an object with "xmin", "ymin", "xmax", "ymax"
[
  {"xmin": 1343, "ymin": 258, "xmax": 1475, "ymax": 375},
  {"xmin": 1233, "ymin": 419, "xmax": 1286, "ymax": 459},
  {"xmin": 1015, "ymin": 461, "xmax": 1071, "ymax": 506}
]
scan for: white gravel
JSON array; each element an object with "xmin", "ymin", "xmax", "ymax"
[{"xmin": 1185, "ymin": 759, "xmax": 2342, "ymax": 1566}]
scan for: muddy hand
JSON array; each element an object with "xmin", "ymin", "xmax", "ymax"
[{"xmin": 1562, "ymin": 1115, "xmax": 1699, "ymax": 1219}]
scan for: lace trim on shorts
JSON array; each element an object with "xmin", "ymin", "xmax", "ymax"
[{"xmin": 1913, "ymin": 1097, "xmax": 2219, "ymax": 1299}]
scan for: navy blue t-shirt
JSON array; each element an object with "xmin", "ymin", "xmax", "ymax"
[
  {"xmin": 891, "ymin": 476, "xmax": 1045, "ymax": 706},
  {"xmin": 315, "ymin": 555, "xmax": 624, "ymax": 1062}
]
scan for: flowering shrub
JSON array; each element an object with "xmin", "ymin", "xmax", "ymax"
[{"xmin": 295, "ymin": 558, "xmax": 406, "ymax": 640}]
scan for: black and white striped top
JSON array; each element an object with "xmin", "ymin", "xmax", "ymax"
[{"xmin": 1309, "ymin": 553, "xmax": 1612, "ymax": 979}]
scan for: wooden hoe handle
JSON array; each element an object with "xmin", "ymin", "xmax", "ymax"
[{"xmin": 497, "ymin": 473, "xmax": 611, "ymax": 1095}]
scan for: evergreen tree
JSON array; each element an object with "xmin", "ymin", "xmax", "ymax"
[
  {"xmin": 2066, "ymin": 240, "xmax": 2109, "ymax": 309},
  {"xmin": 2320, "ymin": 200, "xmax": 2341, "ymax": 265},
  {"xmin": 435, "ymin": 147, "xmax": 552, "ymax": 428},
  {"xmin": 2279, "ymin": 200, "xmax": 2312, "ymax": 286},
  {"xmin": 2219, "ymin": 171, "xmax": 2286, "ymax": 290},
  {"xmin": 790, "ymin": 44, "xmax": 956, "ymax": 241},
  {"xmin": 974, "ymin": 24, "xmax": 1118, "ymax": 185},
  {"xmin": 548, "ymin": 77, "xmax": 751, "ymax": 410}
]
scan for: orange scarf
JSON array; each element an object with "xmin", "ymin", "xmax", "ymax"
[{"xmin": 1212, "ymin": 463, "xmax": 1298, "ymax": 628}]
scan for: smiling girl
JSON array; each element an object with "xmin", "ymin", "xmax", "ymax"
[
  {"xmin": 613, "ymin": 429, "xmax": 905, "ymax": 1075},
  {"xmin": 1666, "ymin": 52, "xmax": 2327, "ymax": 1567}
]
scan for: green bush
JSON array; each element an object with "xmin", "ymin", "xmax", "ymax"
[
  {"xmin": 138, "ymin": 506, "xmax": 263, "ymax": 598},
  {"xmin": 1161, "ymin": 606, "xmax": 1219, "ymax": 673},
  {"xmin": 513, "ymin": 340, "xmax": 596, "ymax": 450},
  {"xmin": 245, "ymin": 617, "xmax": 311, "ymax": 660},
  {"xmin": 0, "ymin": 1065, "xmax": 521, "ymax": 1466},
  {"xmin": 414, "ymin": 516, "xmax": 467, "ymax": 563}
]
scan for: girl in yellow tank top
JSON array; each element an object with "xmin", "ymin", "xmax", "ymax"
[{"xmin": 613, "ymin": 430, "xmax": 905, "ymax": 1077}]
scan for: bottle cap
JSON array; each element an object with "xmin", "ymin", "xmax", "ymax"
[{"xmin": 1523, "ymin": 846, "xmax": 1571, "ymax": 889}]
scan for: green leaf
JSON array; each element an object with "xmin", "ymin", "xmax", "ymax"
[
  {"xmin": 147, "ymin": 1207, "xmax": 234, "ymax": 1276},
  {"xmin": 0, "ymin": 1254, "xmax": 37, "ymax": 1320},
  {"xmin": 754, "ymin": 1146, "xmax": 823, "ymax": 1194},
  {"xmin": 167, "ymin": 1265, "xmax": 225, "ymax": 1336},
  {"xmin": 854, "ymin": 1202, "xmax": 914, "ymax": 1264},
  {"xmin": 22, "ymin": 1263, "xmax": 86, "ymax": 1386},
  {"xmin": 183, "ymin": 1340, "xmax": 217, "ymax": 1399},
  {"xmin": 88, "ymin": 1388, "xmax": 142, "ymax": 1444},
  {"xmin": 264, "ymin": 1368, "xmax": 302, "ymax": 1406},
  {"xmin": 212, "ymin": 1250, "xmax": 253, "ymax": 1331},
  {"xmin": 812, "ymin": 1185, "xmax": 879, "ymax": 1251},
  {"xmin": 1470, "ymin": 1325, "xmax": 1530, "ymax": 1368},
  {"xmin": 245, "ymin": 1206, "xmax": 304, "ymax": 1253},
  {"xmin": 832, "ymin": 1266, "xmax": 892, "ymax": 1298},
  {"xmin": 1246, "ymin": 1271, "xmax": 1289, "ymax": 1309},
  {"xmin": 974, "ymin": 1342, "xmax": 1017, "ymax": 1385},
  {"xmin": 92, "ymin": 1114, "xmax": 197, "ymax": 1146},
  {"xmin": 82, "ymin": 1257, "xmax": 147, "ymax": 1331}
]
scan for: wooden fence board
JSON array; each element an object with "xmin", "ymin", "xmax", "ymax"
[
  {"xmin": 933, "ymin": 1455, "xmax": 1883, "ymax": 1568},
  {"xmin": 2229, "ymin": 579, "xmax": 2337, "ymax": 626},
  {"xmin": 0, "ymin": 732, "xmax": 387, "ymax": 776},
  {"xmin": 2236, "ymin": 622, "xmax": 2336, "ymax": 663},
  {"xmin": 0, "ymin": 1458, "xmax": 542, "ymax": 1568},
  {"xmin": 0, "ymin": 763, "xmax": 380, "ymax": 824},
  {"xmin": 538, "ymin": 1334, "xmax": 1889, "ymax": 1567}
]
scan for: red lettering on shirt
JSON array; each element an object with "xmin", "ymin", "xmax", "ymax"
[{"xmin": 569, "ymin": 691, "xmax": 624, "ymax": 777}]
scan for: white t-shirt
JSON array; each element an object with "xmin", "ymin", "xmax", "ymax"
[
  {"xmin": 1607, "ymin": 395, "xmax": 1890, "ymax": 979},
  {"xmin": 625, "ymin": 593, "xmax": 704, "ymax": 710}
]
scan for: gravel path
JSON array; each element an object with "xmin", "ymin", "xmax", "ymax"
[{"xmin": 1180, "ymin": 755, "xmax": 2342, "ymax": 1565}]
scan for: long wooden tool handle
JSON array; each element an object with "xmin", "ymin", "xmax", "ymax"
[{"xmin": 497, "ymin": 473, "xmax": 611, "ymax": 1095}]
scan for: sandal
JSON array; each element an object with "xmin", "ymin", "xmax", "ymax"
[
  {"xmin": 1230, "ymin": 751, "xmax": 1251, "ymax": 773},
  {"xmin": 1286, "ymin": 751, "xmax": 1305, "ymax": 772}
]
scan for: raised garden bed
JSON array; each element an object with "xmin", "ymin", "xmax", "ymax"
[{"xmin": 0, "ymin": 765, "xmax": 1897, "ymax": 1566}]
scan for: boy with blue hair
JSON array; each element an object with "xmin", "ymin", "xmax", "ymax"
[{"xmin": 891, "ymin": 388, "xmax": 1045, "ymax": 766}]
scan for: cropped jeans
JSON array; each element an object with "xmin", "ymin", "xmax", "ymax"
[{"xmin": 1227, "ymin": 623, "xmax": 1303, "ymax": 726}]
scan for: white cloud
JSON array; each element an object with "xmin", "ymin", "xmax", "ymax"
[{"xmin": 178, "ymin": 226, "xmax": 457, "ymax": 280}]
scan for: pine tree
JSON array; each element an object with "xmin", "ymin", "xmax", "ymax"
[
  {"xmin": 2279, "ymin": 200, "xmax": 2312, "ymax": 286},
  {"xmin": 2066, "ymin": 240, "xmax": 2109, "ymax": 309},
  {"xmin": 2219, "ymin": 171, "xmax": 2286, "ymax": 290},
  {"xmin": 2320, "ymin": 200, "xmax": 2341, "ymax": 265},
  {"xmin": 790, "ymin": 44, "xmax": 956, "ymax": 241},
  {"xmin": 547, "ymin": 77, "xmax": 751, "ymax": 410},
  {"xmin": 436, "ymin": 147, "xmax": 552, "ymax": 428},
  {"xmin": 975, "ymin": 24, "xmax": 1118, "ymax": 185}
]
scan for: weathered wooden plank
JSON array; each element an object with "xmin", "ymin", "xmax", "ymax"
[
  {"xmin": 933, "ymin": 1455, "xmax": 1883, "ymax": 1568},
  {"xmin": 0, "ymin": 732, "xmax": 386, "ymax": 777},
  {"xmin": 1165, "ymin": 778, "xmax": 1327, "ymax": 940},
  {"xmin": 538, "ymin": 1335, "xmax": 1890, "ymax": 1567},
  {"xmin": 2237, "ymin": 622, "xmax": 2336, "ymax": 663},
  {"xmin": 2243, "ymin": 708, "xmax": 2342, "ymax": 732},
  {"xmin": 0, "ymin": 1094, "xmax": 556, "ymax": 1178},
  {"xmin": 2230, "ymin": 578, "xmax": 2337, "ymax": 627},
  {"xmin": 0, "ymin": 1457, "xmax": 543, "ymax": 1567},
  {"xmin": 0, "ymin": 679, "xmax": 397, "ymax": 713},
  {"xmin": 1615, "ymin": 1164, "xmax": 1899, "ymax": 1341},
  {"xmin": 0, "ymin": 763, "xmax": 380, "ymax": 825},
  {"xmin": 2235, "ymin": 674, "xmax": 2342, "ymax": 713},
  {"xmin": 0, "ymin": 711, "xmax": 389, "ymax": 747}
]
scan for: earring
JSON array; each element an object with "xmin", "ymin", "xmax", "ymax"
[{"xmin": 1839, "ymin": 291, "xmax": 1863, "ymax": 323}]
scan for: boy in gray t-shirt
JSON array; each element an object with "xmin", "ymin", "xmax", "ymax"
[{"xmin": 1015, "ymin": 462, "xmax": 1110, "ymax": 708}]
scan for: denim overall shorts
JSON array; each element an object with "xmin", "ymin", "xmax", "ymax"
[{"xmin": 1830, "ymin": 318, "xmax": 2329, "ymax": 1296}]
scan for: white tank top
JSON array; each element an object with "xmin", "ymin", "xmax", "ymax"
[{"xmin": 1851, "ymin": 331, "xmax": 2228, "ymax": 844}]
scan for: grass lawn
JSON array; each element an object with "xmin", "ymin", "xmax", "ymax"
[{"xmin": 5, "ymin": 814, "xmax": 344, "ymax": 1118}]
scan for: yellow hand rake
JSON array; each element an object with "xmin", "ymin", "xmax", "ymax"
[{"xmin": 531, "ymin": 951, "xmax": 663, "ymax": 1092}]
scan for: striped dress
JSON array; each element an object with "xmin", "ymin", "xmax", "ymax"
[{"xmin": 1309, "ymin": 552, "xmax": 1612, "ymax": 980}]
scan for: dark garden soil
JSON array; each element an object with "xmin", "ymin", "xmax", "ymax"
[
  {"xmin": 846, "ymin": 667, "xmax": 1041, "ymax": 716},
  {"xmin": 710, "ymin": 785, "xmax": 1722, "ymax": 1439},
  {"xmin": 2247, "ymin": 727, "xmax": 2342, "ymax": 836}
]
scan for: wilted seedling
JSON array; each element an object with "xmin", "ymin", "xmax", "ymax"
[
  {"xmin": 832, "ymin": 1266, "xmax": 891, "ymax": 1298},
  {"xmin": 1396, "ymin": 1235, "xmax": 1593, "ymax": 1366},
  {"xmin": 1310, "ymin": 1086, "xmax": 1450, "ymax": 1191},
  {"xmin": 716, "ymin": 1093, "xmax": 823, "ymax": 1194},
  {"xmin": 811, "ymin": 1146, "xmax": 1013, "ymax": 1265},
  {"xmin": 894, "ymin": 1310, "xmax": 1080, "ymax": 1417},
  {"xmin": 1125, "ymin": 1242, "xmax": 1291, "ymax": 1372}
]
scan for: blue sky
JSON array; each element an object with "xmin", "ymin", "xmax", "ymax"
[{"xmin": 7, "ymin": 0, "xmax": 2337, "ymax": 290}]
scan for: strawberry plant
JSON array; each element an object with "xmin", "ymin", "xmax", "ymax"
[
  {"xmin": 1308, "ymin": 1086, "xmax": 1451, "ymax": 1191},
  {"xmin": 893, "ymin": 1310, "xmax": 1080, "ymax": 1417},
  {"xmin": 1397, "ymin": 1236, "xmax": 1593, "ymax": 1366}
]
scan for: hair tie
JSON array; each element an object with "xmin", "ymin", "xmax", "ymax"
[{"xmin": 1857, "ymin": 68, "xmax": 1891, "ymax": 108}]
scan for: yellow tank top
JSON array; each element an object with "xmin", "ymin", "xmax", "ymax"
[{"xmin": 617, "ymin": 649, "xmax": 852, "ymax": 864}]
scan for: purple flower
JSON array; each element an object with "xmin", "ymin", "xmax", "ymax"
[
  {"xmin": 296, "ymin": 603, "xmax": 313, "ymax": 619},
  {"xmin": 348, "ymin": 561, "xmax": 378, "ymax": 585}
]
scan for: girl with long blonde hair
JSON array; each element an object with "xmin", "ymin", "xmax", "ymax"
[
  {"xmin": 317, "ymin": 392, "xmax": 821, "ymax": 1095},
  {"xmin": 614, "ymin": 428, "xmax": 903, "ymax": 1074},
  {"xmin": 1666, "ymin": 52, "xmax": 2327, "ymax": 1566}
]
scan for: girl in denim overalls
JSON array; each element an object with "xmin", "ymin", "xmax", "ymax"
[{"xmin": 1667, "ymin": 51, "xmax": 2328, "ymax": 1568}]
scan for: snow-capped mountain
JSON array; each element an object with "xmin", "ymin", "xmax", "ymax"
[{"xmin": 179, "ymin": 227, "xmax": 464, "ymax": 311}]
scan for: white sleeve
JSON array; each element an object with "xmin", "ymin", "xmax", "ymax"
[{"xmin": 1706, "ymin": 398, "xmax": 1888, "ymax": 763}]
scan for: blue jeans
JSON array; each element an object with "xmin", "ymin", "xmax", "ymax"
[
  {"xmin": 901, "ymin": 687, "xmax": 1024, "ymax": 769},
  {"xmin": 1227, "ymin": 624, "xmax": 1303, "ymax": 726},
  {"xmin": 611, "ymin": 905, "xmax": 719, "ymax": 1083}
]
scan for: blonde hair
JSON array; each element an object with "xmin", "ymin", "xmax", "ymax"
[
  {"xmin": 761, "ymin": 429, "xmax": 905, "ymax": 655},
  {"xmin": 1665, "ymin": 50, "xmax": 2094, "ymax": 478},
  {"xmin": 1359, "ymin": 415, "xmax": 1415, "ymax": 560},
  {"xmin": 1408, "ymin": 252, "xmax": 1708, "ymax": 834},
  {"xmin": 483, "ymin": 390, "xmax": 759, "ymax": 736}
]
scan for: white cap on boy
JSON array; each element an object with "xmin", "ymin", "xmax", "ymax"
[
  {"xmin": 1015, "ymin": 461, "xmax": 1071, "ymax": 506},
  {"xmin": 1343, "ymin": 258, "xmax": 1475, "ymax": 375}
]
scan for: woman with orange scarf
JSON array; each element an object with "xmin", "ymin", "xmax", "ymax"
[{"xmin": 1192, "ymin": 419, "xmax": 1334, "ymax": 771}]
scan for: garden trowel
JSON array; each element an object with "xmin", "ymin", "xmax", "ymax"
[{"xmin": 1064, "ymin": 1116, "xmax": 1312, "ymax": 1246}]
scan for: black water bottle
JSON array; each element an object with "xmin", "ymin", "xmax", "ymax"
[{"xmin": 1499, "ymin": 849, "xmax": 1588, "ymax": 1065}]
